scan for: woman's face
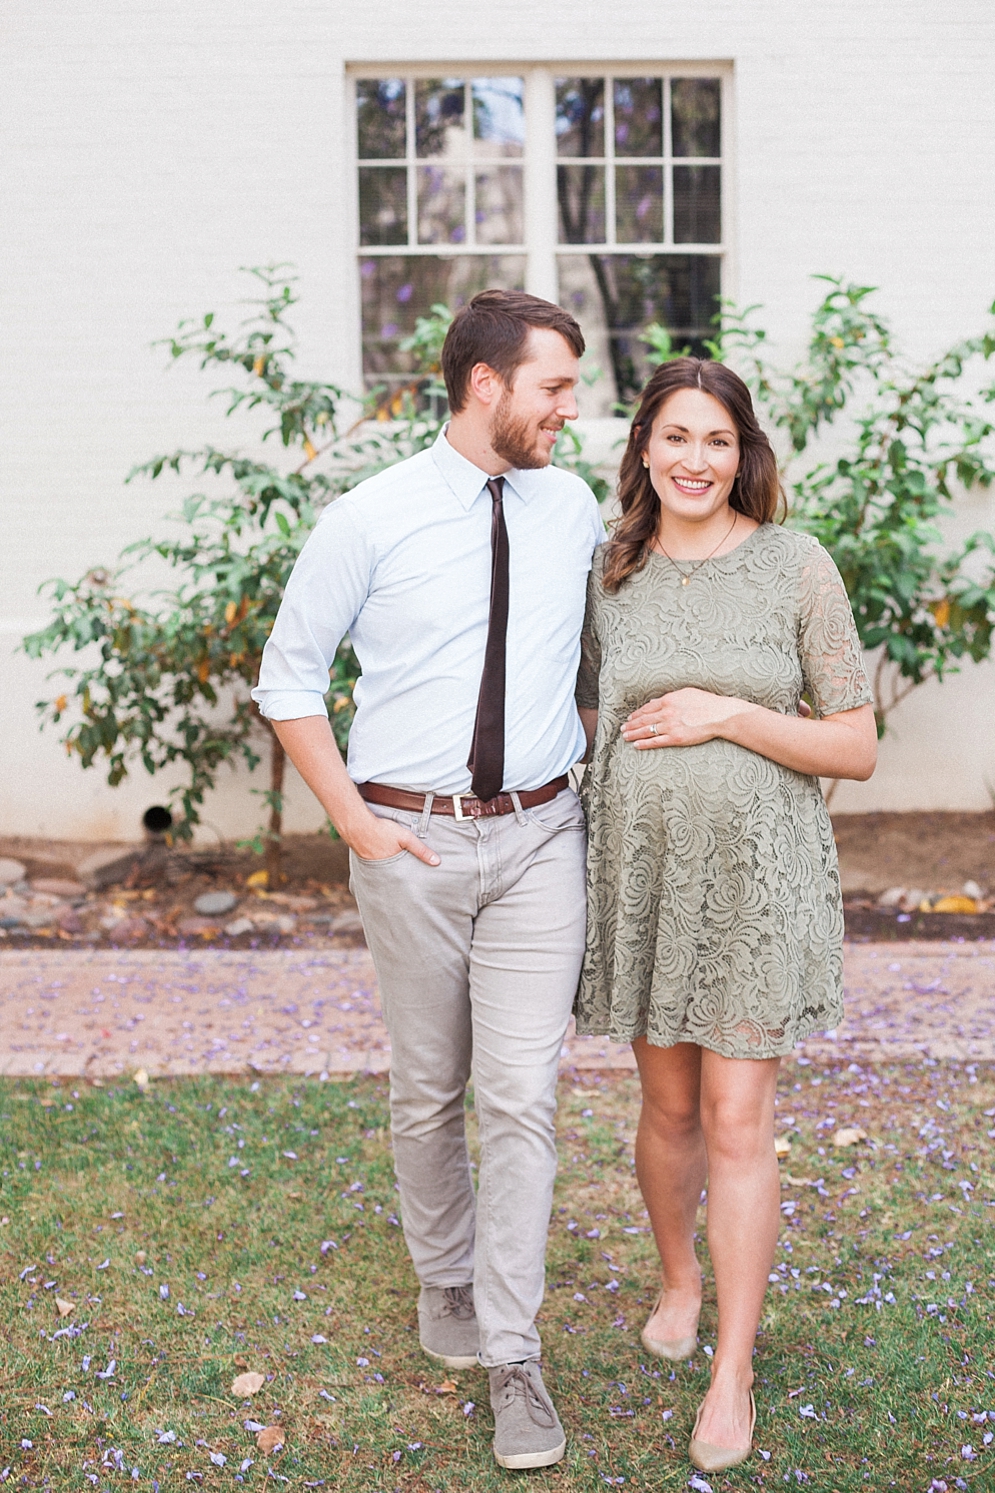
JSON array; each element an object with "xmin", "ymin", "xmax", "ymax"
[{"xmin": 642, "ymin": 387, "xmax": 741, "ymax": 527}]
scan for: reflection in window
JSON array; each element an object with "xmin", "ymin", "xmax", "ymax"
[
  {"xmin": 357, "ymin": 75, "xmax": 526, "ymax": 400},
  {"xmin": 672, "ymin": 78, "xmax": 721, "ymax": 158},
  {"xmin": 551, "ymin": 73, "xmax": 723, "ymax": 406},
  {"xmin": 359, "ymin": 167, "xmax": 407, "ymax": 247},
  {"xmin": 356, "ymin": 70, "xmax": 724, "ymax": 411},
  {"xmin": 360, "ymin": 255, "xmax": 526, "ymax": 407},
  {"xmin": 356, "ymin": 79, "xmax": 406, "ymax": 159},
  {"xmin": 613, "ymin": 78, "xmax": 663, "ymax": 157},
  {"xmin": 557, "ymin": 165, "xmax": 605, "ymax": 244},
  {"xmin": 558, "ymin": 254, "xmax": 721, "ymax": 412},
  {"xmin": 555, "ymin": 78, "xmax": 605, "ymax": 158}
]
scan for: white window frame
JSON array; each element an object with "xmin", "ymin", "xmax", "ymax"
[{"xmin": 346, "ymin": 62, "xmax": 734, "ymax": 392}]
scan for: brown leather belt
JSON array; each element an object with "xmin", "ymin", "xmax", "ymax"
[{"xmin": 358, "ymin": 775, "xmax": 570, "ymax": 820}]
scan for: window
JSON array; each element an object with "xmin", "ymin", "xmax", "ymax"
[{"xmin": 353, "ymin": 67, "xmax": 728, "ymax": 414}]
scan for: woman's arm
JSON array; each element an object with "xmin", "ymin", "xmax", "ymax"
[
  {"xmin": 622, "ymin": 689, "xmax": 877, "ymax": 781},
  {"xmin": 578, "ymin": 706, "xmax": 599, "ymax": 762}
]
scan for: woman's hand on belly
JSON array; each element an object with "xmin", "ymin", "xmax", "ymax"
[
  {"xmin": 621, "ymin": 691, "xmax": 877, "ymax": 781},
  {"xmin": 622, "ymin": 688, "xmax": 757, "ymax": 748}
]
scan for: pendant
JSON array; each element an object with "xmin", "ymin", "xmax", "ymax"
[{"xmin": 681, "ymin": 575, "xmax": 689, "ymax": 586}]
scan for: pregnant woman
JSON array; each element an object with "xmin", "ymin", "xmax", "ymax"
[{"xmin": 575, "ymin": 358, "xmax": 877, "ymax": 1473}]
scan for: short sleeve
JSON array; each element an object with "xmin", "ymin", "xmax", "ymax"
[
  {"xmin": 796, "ymin": 541, "xmax": 874, "ymax": 717},
  {"xmin": 575, "ymin": 564, "xmax": 603, "ymax": 710}
]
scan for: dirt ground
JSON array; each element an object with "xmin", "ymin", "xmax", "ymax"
[
  {"xmin": 832, "ymin": 811, "xmax": 995, "ymax": 895},
  {"xmin": 3, "ymin": 813, "xmax": 995, "ymax": 950}
]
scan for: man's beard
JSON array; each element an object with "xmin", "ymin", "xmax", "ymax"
[{"xmin": 490, "ymin": 390, "xmax": 558, "ymax": 470}]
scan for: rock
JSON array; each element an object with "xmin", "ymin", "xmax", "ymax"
[
  {"xmin": 77, "ymin": 847, "xmax": 145, "ymax": 891},
  {"xmin": 56, "ymin": 907, "xmax": 87, "ymax": 935},
  {"xmin": 21, "ymin": 905, "xmax": 65, "ymax": 928},
  {"xmin": 0, "ymin": 859, "xmax": 26, "ymax": 886},
  {"xmin": 177, "ymin": 916, "xmax": 220, "ymax": 938},
  {"xmin": 194, "ymin": 890, "xmax": 238, "ymax": 916},
  {"xmin": 876, "ymin": 887, "xmax": 905, "ymax": 908},
  {"xmin": 963, "ymin": 880, "xmax": 985, "ymax": 901},
  {"xmin": 330, "ymin": 910, "xmax": 365, "ymax": 936},
  {"xmin": 107, "ymin": 916, "xmax": 149, "ymax": 943},
  {"xmin": 900, "ymin": 888, "xmax": 928, "ymax": 913},
  {"xmin": 31, "ymin": 877, "xmax": 86, "ymax": 898},
  {"xmin": 223, "ymin": 917, "xmax": 255, "ymax": 937}
]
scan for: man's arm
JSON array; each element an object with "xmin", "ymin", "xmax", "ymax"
[{"xmin": 273, "ymin": 717, "xmax": 440, "ymax": 865}]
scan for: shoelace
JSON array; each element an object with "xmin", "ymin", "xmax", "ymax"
[
  {"xmin": 440, "ymin": 1285, "xmax": 475, "ymax": 1321},
  {"xmin": 491, "ymin": 1365, "xmax": 556, "ymax": 1427}
]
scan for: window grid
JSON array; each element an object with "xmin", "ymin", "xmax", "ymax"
[
  {"xmin": 555, "ymin": 75, "xmax": 722, "ymax": 251},
  {"xmin": 351, "ymin": 66, "xmax": 730, "ymax": 410},
  {"xmin": 358, "ymin": 77, "xmax": 527, "ymax": 255}
]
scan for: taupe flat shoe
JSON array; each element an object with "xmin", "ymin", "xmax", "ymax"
[
  {"xmin": 689, "ymin": 1390, "xmax": 756, "ymax": 1473},
  {"xmin": 639, "ymin": 1291, "xmax": 699, "ymax": 1362}
]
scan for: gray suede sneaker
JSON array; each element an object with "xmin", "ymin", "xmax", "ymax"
[
  {"xmin": 417, "ymin": 1284, "xmax": 479, "ymax": 1369},
  {"xmin": 488, "ymin": 1360, "xmax": 566, "ymax": 1469}
]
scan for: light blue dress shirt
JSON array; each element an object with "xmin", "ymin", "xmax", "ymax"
[{"xmin": 252, "ymin": 427, "xmax": 604, "ymax": 794}]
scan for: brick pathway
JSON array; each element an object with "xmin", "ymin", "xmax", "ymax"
[{"xmin": 0, "ymin": 941, "xmax": 993, "ymax": 1080}]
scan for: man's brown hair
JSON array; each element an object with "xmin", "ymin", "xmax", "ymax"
[{"xmin": 441, "ymin": 289, "xmax": 585, "ymax": 412}]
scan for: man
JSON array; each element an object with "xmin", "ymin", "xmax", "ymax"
[{"xmin": 252, "ymin": 289, "xmax": 602, "ymax": 1470}]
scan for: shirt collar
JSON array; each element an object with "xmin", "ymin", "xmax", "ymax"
[{"xmin": 431, "ymin": 424, "xmax": 545, "ymax": 510}]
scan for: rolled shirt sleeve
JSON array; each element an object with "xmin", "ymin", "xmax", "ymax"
[{"xmin": 252, "ymin": 502, "xmax": 374, "ymax": 721}]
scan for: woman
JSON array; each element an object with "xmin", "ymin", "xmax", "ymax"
[{"xmin": 575, "ymin": 358, "xmax": 876, "ymax": 1474}]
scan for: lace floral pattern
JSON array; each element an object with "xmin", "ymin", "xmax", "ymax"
[{"xmin": 575, "ymin": 525, "xmax": 873, "ymax": 1059}]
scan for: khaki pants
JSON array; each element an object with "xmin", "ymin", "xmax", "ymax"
[{"xmin": 349, "ymin": 788, "xmax": 587, "ymax": 1366}]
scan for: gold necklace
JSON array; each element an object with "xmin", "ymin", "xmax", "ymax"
[{"xmin": 653, "ymin": 512, "xmax": 739, "ymax": 586}]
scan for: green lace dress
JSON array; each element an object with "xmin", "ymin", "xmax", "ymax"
[{"xmin": 575, "ymin": 524, "xmax": 873, "ymax": 1059}]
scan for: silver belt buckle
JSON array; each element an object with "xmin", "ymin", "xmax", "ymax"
[{"xmin": 452, "ymin": 794, "xmax": 466, "ymax": 821}]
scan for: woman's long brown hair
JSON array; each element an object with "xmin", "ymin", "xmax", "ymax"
[{"xmin": 602, "ymin": 358, "xmax": 784, "ymax": 593}]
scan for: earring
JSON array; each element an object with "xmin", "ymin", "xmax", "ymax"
[{"xmin": 641, "ymin": 458, "xmax": 650, "ymax": 469}]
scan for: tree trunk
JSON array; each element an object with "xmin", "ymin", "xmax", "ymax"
[{"xmin": 265, "ymin": 728, "xmax": 285, "ymax": 886}]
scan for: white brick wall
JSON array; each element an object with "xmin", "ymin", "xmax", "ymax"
[{"xmin": 3, "ymin": 0, "xmax": 994, "ymax": 837}]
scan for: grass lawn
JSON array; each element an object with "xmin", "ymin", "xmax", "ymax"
[{"xmin": 1, "ymin": 1057, "xmax": 993, "ymax": 1491}]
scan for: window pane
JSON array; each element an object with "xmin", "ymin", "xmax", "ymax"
[
  {"xmin": 673, "ymin": 166, "xmax": 721, "ymax": 243},
  {"xmin": 417, "ymin": 166, "xmax": 466, "ymax": 244},
  {"xmin": 472, "ymin": 77, "xmax": 524, "ymax": 157},
  {"xmin": 358, "ymin": 167, "xmax": 408, "ymax": 246},
  {"xmin": 357, "ymin": 79, "xmax": 406, "ymax": 160},
  {"xmin": 615, "ymin": 166, "xmax": 663, "ymax": 243},
  {"xmin": 359, "ymin": 254, "xmax": 527, "ymax": 402},
  {"xmin": 613, "ymin": 78, "xmax": 663, "ymax": 156},
  {"xmin": 475, "ymin": 167, "xmax": 523, "ymax": 245},
  {"xmin": 415, "ymin": 79, "xmax": 467, "ymax": 158},
  {"xmin": 557, "ymin": 253, "xmax": 720, "ymax": 411},
  {"xmin": 557, "ymin": 164, "xmax": 605, "ymax": 244},
  {"xmin": 672, "ymin": 78, "xmax": 721, "ymax": 157},
  {"xmin": 555, "ymin": 78, "xmax": 605, "ymax": 157}
]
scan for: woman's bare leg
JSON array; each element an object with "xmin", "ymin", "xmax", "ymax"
[
  {"xmin": 632, "ymin": 1038, "xmax": 707, "ymax": 1346},
  {"xmin": 693, "ymin": 1050, "xmax": 781, "ymax": 1449}
]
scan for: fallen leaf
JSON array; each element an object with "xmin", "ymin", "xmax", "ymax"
[
  {"xmin": 135, "ymin": 1251, "xmax": 147, "ymax": 1266},
  {"xmin": 133, "ymin": 1069, "xmax": 149, "ymax": 1090},
  {"xmin": 784, "ymin": 1174, "xmax": 816, "ymax": 1187},
  {"xmin": 55, "ymin": 1298, "xmax": 74, "ymax": 1318},
  {"xmin": 437, "ymin": 1379, "xmax": 457, "ymax": 1394},
  {"xmin": 232, "ymin": 1372, "xmax": 266, "ymax": 1397},
  {"xmin": 246, "ymin": 869, "xmax": 269, "ymax": 890},
  {"xmin": 256, "ymin": 1426, "xmax": 285, "ymax": 1453},
  {"xmin": 234, "ymin": 1355, "xmax": 249, "ymax": 1369},
  {"xmin": 931, "ymin": 895, "xmax": 978, "ymax": 914},
  {"xmin": 833, "ymin": 1126, "xmax": 867, "ymax": 1148},
  {"xmin": 774, "ymin": 1136, "xmax": 792, "ymax": 1158}
]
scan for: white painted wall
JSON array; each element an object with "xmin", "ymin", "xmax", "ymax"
[{"xmin": 3, "ymin": 0, "xmax": 994, "ymax": 838}]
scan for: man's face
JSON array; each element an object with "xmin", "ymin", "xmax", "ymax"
[{"xmin": 488, "ymin": 328, "xmax": 581, "ymax": 470}]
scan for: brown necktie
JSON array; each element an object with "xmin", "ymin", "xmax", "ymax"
[{"xmin": 467, "ymin": 476, "xmax": 509, "ymax": 802}]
